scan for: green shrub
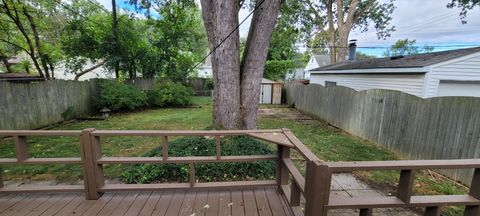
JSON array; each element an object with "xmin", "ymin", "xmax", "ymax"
[
  {"xmin": 96, "ymin": 80, "xmax": 148, "ymax": 111},
  {"xmin": 61, "ymin": 106, "xmax": 77, "ymax": 120},
  {"xmin": 121, "ymin": 136, "xmax": 276, "ymax": 183},
  {"xmin": 148, "ymin": 82, "xmax": 193, "ymax": 107},
  {"xmin": 204, "ymin": 78, "xmax": 214, "ymax": 90}
]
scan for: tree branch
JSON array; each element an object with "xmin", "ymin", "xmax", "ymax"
[{"xmin": 74, "ymin": 59, "xmax": 106, "ymax": 81}]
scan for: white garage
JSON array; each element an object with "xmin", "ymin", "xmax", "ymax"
[
  {"xmin": 310, "ymin": 46, "xmax": 480, "ymax": 98},
  {"xmin": 437, "ymin": 81, "xmax": 480, "ymax": 97}
]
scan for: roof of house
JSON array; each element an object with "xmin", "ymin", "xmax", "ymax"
[
  {"xmin": 262, "ymin": 78, "xmax": 279, "ymax": 84},
  {"xmin": 312, "ymin": 46, "xmax": 480, "ymax": 71}
]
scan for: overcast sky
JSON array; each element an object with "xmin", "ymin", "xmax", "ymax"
[{"xmin": 96, "ymin": 0, "xmax": 480, "ymax": 56}]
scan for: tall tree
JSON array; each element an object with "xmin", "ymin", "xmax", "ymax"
[
  {"xmin": 383, "ymin": 39, "xmax": 435, "ymax": 57},
  {"xmin": 303, "ymin": 0, "xmax": 395, "ymax": 63},
  {"xmin": 112, "ymin": 0, "xmax": 120, "ymax": 78},
  {"xmin": 0, "ymin": 0, "xmax": 61, "ymax": 78},
  {"xmin": 447, "ymin": 0, "xmax": 480, "ymax": 23},
  {"xmin": 201, "ymin": 0, "xmax": 282, "ymax": 129}
]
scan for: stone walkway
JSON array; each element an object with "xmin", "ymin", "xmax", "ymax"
[
  {"xmin": 329, "ymin": 174, "xmax": 419, "ymax": 216},
  {"xmin": 260, "ymin": 107, "xmax": 420, "ymax": 216}
]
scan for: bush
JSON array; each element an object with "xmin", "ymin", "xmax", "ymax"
[
  {"xmin": 204, "ymin": 78, "xmax": 214, "ymax": 90},
  {"xmin": 96, "ymin": 80, "xmax": 148, "ymax": 111},
  {"xmin": 121, "ymin": 136, "xmax": 276, "ymax": 183},
  {"xmin": 61, "ymin": 106, "xmax": 77, "ymax": 120},
  {"xmin": 148, "ymin": 82, "xmax": 193, "ymax": 107}
]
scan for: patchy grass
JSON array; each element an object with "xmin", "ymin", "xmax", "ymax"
[{"xmin": 0, "ymin": 96, "xmax": 469, "ymax": 215}]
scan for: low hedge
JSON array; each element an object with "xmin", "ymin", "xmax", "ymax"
[{"xmin": 121, "ymin": 136, "xmax": 276, "ymax": 183}]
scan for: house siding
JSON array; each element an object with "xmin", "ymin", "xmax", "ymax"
[
  {"xmin": 310, "ymin": 73, "xmax": 426, "ymax": 97},
  {"xmin": 425, "ymin": 54, "xmax": 480, "ymax": 97}
]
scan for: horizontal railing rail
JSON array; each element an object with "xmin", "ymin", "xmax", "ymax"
[
  {"xmin": 1, "ymin": 128, "xmax": 479, "ymax": 216},
  {"xmin": 324, "ymin": 160, "xmax": 480, "ymax": 216}
]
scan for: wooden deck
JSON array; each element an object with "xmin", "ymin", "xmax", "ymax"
[{"xmin": 0, "ymin": 188, "xmax": 293, "ymax": 216}]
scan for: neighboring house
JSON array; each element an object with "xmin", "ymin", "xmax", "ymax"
[
  {"xmin": 55, "ymin": 61, "xmax": 113, "ymax": 81},
  {"xmin": 310, "ymin": 47, "xmax": 480, "ymax": 98},
  {"xmin": 304, "ymin": 54, "xmax": 330, "ymax": 80},
  {"xmin": 197, "ymin": 55, "xmax": 212, "ymax": 78},
  {"xmin": 285, "ymin": 68, "xmax": 304, "ymax": 80}
]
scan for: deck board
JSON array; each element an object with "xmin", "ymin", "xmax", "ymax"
[
  {"xmin": 192, "ymin": 191, "xmax": 208, "ymax": 216},
  {"xmin": 218, "ymin": 191, "xmax": 232, "ymax": 216},
  {"xmin": 137, "ymin": 191, "xmax": 162, "ymax": 216},
  {"xmin": 178, "ymin": 191, "xmax": 195, "ymax": 216},
  {"xmin": 0, "ymin": 188, "xmax": 293, "ymax": 216}
]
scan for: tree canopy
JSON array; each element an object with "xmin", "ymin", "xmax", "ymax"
[
  {"xmin": 383, "ymin": 39, "xmax": 435, "ymax": 57},
  {"xmin": 0, "ymin": 0, "xmax": 207, "ymax": 81}
]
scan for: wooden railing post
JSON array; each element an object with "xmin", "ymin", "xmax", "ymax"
[
  {"xmin": 162, "ymin": 136, "xmax": 168, "ymax": 161},
  {"xmin": 0, "ymin": 167, "xmax": 3, "ymax": 188},
  {"xmin": 14, "ymin": 136, "xmax": 28, "ymax": 162},
  {"xmin": 290, "ymin": 180, "xmax": 301, "ymax": 207},
  {"xmin": 189, "ymin": 162, "xmax": 195, "ymax": 188},
  {"xmin": 397, "ymin": 169, "xmax": 415, "ymax": 203},
  {"xmin": 277, "ymin": 145, "xmax": 290, "ymax": 186},
  {"xmin": 464, "ymin": 168, "xmax": 480, "ymax": 216},
  {"xmin": 215, "ymin": 136, "xmax": 221, "ymax": 160},
  {"xmin": 80, "ymin": 128, "xmax": 101, "ymax": 200},
  {"xmin": 304, "ymin": 160, "xmax": 331, "ymax": 216},
  {"xmin": 424, "ymin": 206, "xmax": 441, "ymax": 216},
  {"xmin": 359, "ymin": 208, "xmax": 373, "ymax": 216},
  {"xmin": 91, "ymin": 134, "xmax": 105, "ymax": 190}
]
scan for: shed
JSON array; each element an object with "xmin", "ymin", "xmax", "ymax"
[
  {"xmin": 310, "ymin": 47, "xmax": 480, "ymax": 98},
  {"xmin": 260, "ymin": 78, "xmax": 282, "ymax": 104}
]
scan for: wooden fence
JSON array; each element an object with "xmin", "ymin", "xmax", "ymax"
[
  {"xmin": 285, "ymin": 82, "xmax": 480, "ymax": 185},
  {"xmin": 0, "ymin": 80, "xmax": 99, "ymax": 130}
]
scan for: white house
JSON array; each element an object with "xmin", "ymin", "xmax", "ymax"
[
  {"xmin": 310, "ymin": 47, "xmax": 480, "ymax": 98},
  {"xmin": 54, "ymin": 61, "xmax": 114, "ymax": 81},
  {"xmin": 304, "ymin": 54, "xmax": 330, "ymax": 80},
  {"xmin": 197, "ymin": 55, "xmax": 212, "ymax": 78}
]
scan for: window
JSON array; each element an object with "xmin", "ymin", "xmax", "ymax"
[{"xmin": 325, "ymin": 81, "xmax": 337, "ymax": 87}]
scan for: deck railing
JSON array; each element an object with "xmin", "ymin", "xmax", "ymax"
[{"xmin": 0, "ymin": 128, "xmax": 479, "ymax": 216}]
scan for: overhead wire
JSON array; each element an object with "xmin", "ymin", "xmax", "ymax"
[{"xmin": 192, "ymin": 0, "xmax": 268, "ymax": 69}]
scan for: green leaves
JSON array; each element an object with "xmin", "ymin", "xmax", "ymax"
[
  {"xmin": 121, "ymin": 136, "xmax": 276, "ymax": 183},
  {"xmin": 147, "ymin": 82, "xmax": 193, "ymax": 107}
]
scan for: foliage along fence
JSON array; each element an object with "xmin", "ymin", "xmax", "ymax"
[
  {"xmin": 126, "ymin": 77, "xmax": 213, "ymax": 96},
  {"xmin": 0, "ymin": 79, "xmax": 98, "ymax": 130},
  {"xmin": 285, "ymin": 82, "xmax": 480, "ymax": 185}
]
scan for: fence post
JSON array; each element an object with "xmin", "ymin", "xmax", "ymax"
[
  {"xmin": 80, "ymin": 128, "xmax": 101, "ymax": 200},
  {"xmin": 464, "ymin": 168, "xmax": 480, "ymax": 216},
  {"xmin": 304, "ymin": 160, "xmax": 331, "ymax": 216}
]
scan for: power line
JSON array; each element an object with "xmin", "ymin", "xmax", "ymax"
[
  {"xmin": 192, "ymin": 0, "xmax": 268, "ymax": 69},
  {"xmin": 307, "ymin": 45, "xmax": 480, "ymax": 49}
]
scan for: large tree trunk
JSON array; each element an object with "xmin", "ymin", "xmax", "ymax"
[
  {"xmin": 201, "ymin": 0, "xmax": 242, "ymax": 129},
  {"xmin": 240, "ymin": 0, "xmax": 282, "ymax": 129},
  {"xmin": 201, "ymin": 0, "xmax": 281, "ymax": 129}
]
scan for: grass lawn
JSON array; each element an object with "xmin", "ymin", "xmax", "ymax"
[{"xmin": 0, "ymin": 97, "xmax": 467, "ymax": 215}]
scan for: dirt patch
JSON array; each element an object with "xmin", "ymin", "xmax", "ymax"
[{"xmin": 258, "ymin": 108, "xmax": 313, "ymax": 121}]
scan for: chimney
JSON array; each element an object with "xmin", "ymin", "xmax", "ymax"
[{"xmin": 348, "ymin": 39, "xmax": 357, "ymax": 61}]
